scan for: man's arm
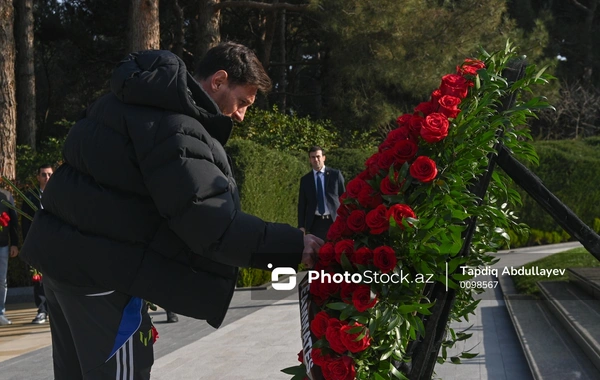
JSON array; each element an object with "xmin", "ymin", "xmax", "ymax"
[
  {"xmin": 337, "ymin": 170, "xmax": 346, "ymax": 196},
  {"xmin": 140, "ymin": 116, "xmax": 310, "ymax": 270}
]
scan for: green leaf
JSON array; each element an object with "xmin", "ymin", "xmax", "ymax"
[
  {"xmin": 281, "ymin": 364, "xmax": 306, "ymax": 376},
  {"xmin": 327, "ymin": 302, "xmax": 349, "ymax": 311},
  {"xmin": 380, "ymin": 349, "xmax": 393, "ymax": 361}
]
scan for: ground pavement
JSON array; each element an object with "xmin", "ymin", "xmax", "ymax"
[{"xmin": 0, "ymin": 242, "xmax": 583, "ymax": 380}]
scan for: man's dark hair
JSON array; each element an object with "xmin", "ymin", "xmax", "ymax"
[
  {"xmin": 37, "ymin": 164, "xmax": 53, "ymax": 174},
  {"xmin": 195, "ymin": 42, "xmax": 272, "ymax": 94},
  {"xmin": 308, "ymin": 146, "xmax": 325, "ymax": 156}
]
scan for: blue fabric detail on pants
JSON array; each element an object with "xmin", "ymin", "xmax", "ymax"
[{"xmin": 107, "ymin": 296, "xmax": 143, "ymax": 361}]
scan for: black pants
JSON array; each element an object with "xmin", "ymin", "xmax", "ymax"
[
  {"xmin": 33, "ymin": 279, "xmax": 48, "ymax": 314},
  {"xmin": 45, "ymin": 277, "xmax": 154, "ymax": 380},
  {"xmin": 310, "ymin": 215, "xmax": 333, "ymax": 240}
]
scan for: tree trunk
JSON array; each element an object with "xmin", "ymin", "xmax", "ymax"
[
  {"xmin": 0, "ymin": 0, "xmax": 17, "ymax": 180},
  {"xmin": 276, "ymin": 9, "xmax": 286, "ymax": 110},
  {"xmin": 129, "ymin": 0, "xmax": 160, "ymax": 52},
  {"xmin": 14, "ymin": 0, "xmax": 36, "ymax": 150},
  {"xmin": 260, "ymin": 0, "xmax": 278, "ymax": 70},
  {"xmin": 570, "ymin": 0, "xmax": 598, "ymax": 82},
  {"xmin": 195, "ymin": 0, "xmax": 221, "ymax": 63},
  {"xmin": 170, "ymin": 0, "xmax": 184, "ymax": 57}
]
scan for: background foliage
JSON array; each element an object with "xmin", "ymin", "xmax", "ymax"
[
  {"xmin": 23, "ymin": 0, "xmax": 600, "ymax": 144},
  {"xmin": 6, "ymin": 1, "xmax": 600, "ymax": 289}
]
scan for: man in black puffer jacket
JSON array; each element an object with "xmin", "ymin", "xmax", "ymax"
[{"xmin": 20, "ymin": 42, "xmax": 323, "ymax": 380}]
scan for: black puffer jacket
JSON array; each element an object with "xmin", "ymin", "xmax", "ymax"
[{"xmin": 20, "ymin": 50, "xmax": 304, "ymax": 327}]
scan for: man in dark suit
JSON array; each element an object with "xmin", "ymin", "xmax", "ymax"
[
  {"xmin": 21, "ymin": 164, "xmax": 53, "ymax": 324},
  {"xmin": 298, "ymin": 146, "xmax": 346, "ymax": 240}
]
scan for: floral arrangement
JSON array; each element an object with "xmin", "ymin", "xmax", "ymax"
[
  {"xmin": 0, "ymin": 211, "xmax": 9, "ymax": 231},
  {"xmin": 284, "ymin": 42, "xmax": 552, "ymax": 380}
]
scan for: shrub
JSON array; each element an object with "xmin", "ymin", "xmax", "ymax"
[
  {"xmin": 514, "ymin": 137, "xmax": 600, "ymax": 234},
  {"xmin": 236, "ymin": 267, "xmax": 271, "ymax": 288},
  {"xmin": 325, "ymin": 148, "xmax": 376, "ymax": 185},
  {"xmin": 233, "ymin": 106, "xmax": 340, "ymax": 153},
  {"xmin": 226, "ymin": 138, "xmax": 307, "ymax": 225},
  {"xmin": 226, "ymin": 138, "xmax": 307, "ymax": 287}
]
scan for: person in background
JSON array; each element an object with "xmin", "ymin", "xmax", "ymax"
[
  {"xmin": 165, "ymin": 310, "xmax": 178, "ymax": 323},
  {"xmin": 21, "ymin": 164, "xmax": 53, "ymax": 324},
  {"xmin": 20, "ymin": 42, "xmax": 322, "ymax": 379},
  {"xmin": 298, "ymin": 146, "xmax": 346, "ymax": 240},
  {"xmin": 0, "ymin": 187, "xmax": 19, "ymax": 326}
]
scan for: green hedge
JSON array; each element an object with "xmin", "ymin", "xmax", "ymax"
[
  {"xmin": 226, "ymin": 138, "xmax": 309, "ymax": 287},
  {"xmin": 326, "ymin": 147, "xmax": 377, "ymax": 184},
  {"xmin": 515, "ymin": 137, "xmax": 600, "ymax": 233},
  {"xmin": 232, "ymin": 106, "xmax": 341, "ymax": 153},
  {"xmin": 226, "ymin": 138, "xmax": 307, "ymax": 225}
]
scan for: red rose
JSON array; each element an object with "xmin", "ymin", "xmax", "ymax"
[
  {"xmin": 352, "ymin": 285, "xmax": 378, "ymax": 312},
  {"xmin": 334, "ymin": 239, "xmax": 355, "ymax": 264},
  {"xmin": 438, "ymin": 95, "xmax": 461, "ymax": 119},
  {"xmin": 376, "ymin": 149, "xmax": 395, "ymax": 172},
  {"xmin": 380, "ymin": 175, "xmax": 401, "ymax": 195},
  {"xmin": 420, "ymin": 113, "xmax": 449, "ymax": 143},
  {"xmin": 32, "ymin": 274, "xmax": 42, "ymax": 282},
  {"xmin": 408, "ymin": 115, "xmax": 424, "ymax": 138},
  {"xmin": 409, "ymin": 156, "xmax": 438, "ymax": 182},
  {"xmin": 326, "ymin": 217, "xmax": 347, "ymax": 241},
  {"xmin": 396, "ymin": 113, "xmax": 412, "ymax": 128},
  {"xmin": 393, "ymin": 139, "xmax": 418, "ymax": 165},
  {"xmin": 386, "ymin": 203, "xmax": 416, "ymax": 229},
  {"xmin": 440, "ymin": 73, "xmax": 473, "ymax": 99},
  {"xmin": 357, "ymin": 186, "xmax": 373, "ymax": 209},
  {"xmin": 0, "ymin": 212, "xmax": 9, "ymax": 227},
  {"xmin": 346, "ymin": 177, "xmax": 367, "ymax": 198},
  {"xmin": 366, "ymin": 205, "xmax": 389, "ymax": 234},
  {"xmin": 340, "ymin": 322, "xmax": 371, "ymax": 353},
  {"xmin": 430, "ymin": 88, "xmax": 442, "ymax": 104},
  {"xmin": 325, "ymin": 318, "xmax": 348, "ymax": 354},
  {"xmin": 321, "ymin": 356, "xmax": 356, "ymax": 380},
  {"xmin": 357, "ymin": 170, "xmax": 373, "ymax": 181},
  {"xmin": 311, "ymin": 348, "xmax": 330, "ymax": 367},
  {"xmin": 318, "ymin": 242, "xmax": 336, "ymax": 266},
  {"xmin": 340, "ymin": 281, "xmax": 358, "ymax": 304},
  {"xmin": 373, "ymin": 245, "xmax": 397, "ymax": 273},
  {"xmin": 311, "ymin": 310, "xmax": 330, "ymax": 338},
  {"xmin": 414, "ymin": 100, "xmax": 436, "ymax": 117},
  {"xmin": 353, "ymin": 247, "xmax": 373, "ymax": 266},
  {"xmin": 386, "ymin": 127, "xmax": 411, "ymax": 145},
  {"xmin": 298, "ymin": 349, "xmax": 304, "ymax": 363},
  {"xmin": 310, "ymin": 278, "xmax": 339, "ymax": 303},
  {"xmin": 151, "ymin": 325, "xmax": 159, "ymax": 343},
  {"xmin": 364, "ymin": 153, "xmax": 381, "ymax": 177},
  {"xmin": 337, "ymin": 203, "xmax": 350, "ymax": 219},
  {"xmin": 346, "ymin": 210, "xmax": 367, "ymax": 233},
  {"xmin": 358, "ymin": 186, "xmax": 382, "ymax": 209},
  {"xmin": 457, "ymin": 58, "xmax": 485, "ymax": 76},
  {"xmin": 308, "ymin": 281, "xmax": 329, "ymax": 305}
]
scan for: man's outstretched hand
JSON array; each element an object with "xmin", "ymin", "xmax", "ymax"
[{"xmin": 301, "ymin": 234, "xmax": 323, "ymax": 268}]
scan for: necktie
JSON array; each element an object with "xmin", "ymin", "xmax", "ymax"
[{"xmin": 316, "ymin": 171, "xmax": 325, "ymax": 215}]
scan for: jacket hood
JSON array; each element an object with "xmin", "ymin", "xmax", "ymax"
[{"xmin": 110, "ymin": 50, "xmax": 234, "ymax": 145}]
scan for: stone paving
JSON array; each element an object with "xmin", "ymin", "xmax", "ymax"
[{"xmin": 0, "ymin": 242, "xmax": 583, "ymax": 380}]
